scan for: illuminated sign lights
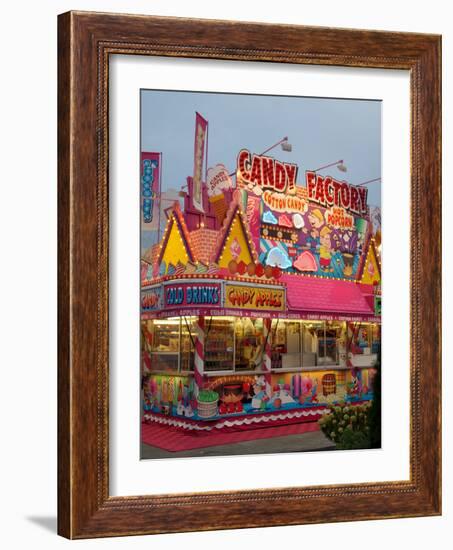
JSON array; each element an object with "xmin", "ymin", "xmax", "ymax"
[
  {"xmin": 262, "ymin": 190, "xmax": 308, "ymax": 214},
  {"xmin": 225, "ymin": 283, "xmax": 285, "ymax": 311},
  {"xmin": 305, "ymin": 171, "xmax": 368, "ymax": 216},
  {"xmin": 141, "ymin": 157, "xmax": 158, "ymax": 223},
  {"xmin": 237, "ymin": 149, "xmax": 298, "ymax": 195},
  {"xmin": 165, "ymin": 283, "xmax": 221, "ymax": 307}
]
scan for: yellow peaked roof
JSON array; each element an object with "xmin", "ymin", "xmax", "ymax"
[
  {"xmin": 360, "ymin": 240, "xmax": 381, "ymax": 285},
  {"xmin": 215, "ymin": 207, "xmax": 256, "ymax": 267},
  {"xmin": 158, "ymin": 210, "xmax": 194, "ymax": 272}
]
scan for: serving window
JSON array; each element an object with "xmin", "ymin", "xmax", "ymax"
[
  {"xmin": 270, "ymin": 320, "xmax": 346, "ymax": 370},
  {"xmin": 142, "ymin": 316, "xmax": 379, "ymax": 375}
]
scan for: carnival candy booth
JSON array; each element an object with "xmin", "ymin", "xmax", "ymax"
[{"xmin": 141, "ymin": 149, "xmax": 381, "ymax": 438}]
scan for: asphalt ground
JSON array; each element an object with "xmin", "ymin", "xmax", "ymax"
[{"xmin": 141, "ymin": 428, "xmax": 336, "ymax": 459}]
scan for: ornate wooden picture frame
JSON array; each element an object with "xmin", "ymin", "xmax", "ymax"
[{"xmin": 58, "ymin": 11, "xmax": 441, "ymax": 538}]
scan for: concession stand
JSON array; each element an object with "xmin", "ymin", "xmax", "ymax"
[{"xmin": 141, "ymin": 149, "xmax": 381, "ymax": 433}]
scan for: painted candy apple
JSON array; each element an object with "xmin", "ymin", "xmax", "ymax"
[
  {"xmin": 237, "ymin": 260, "xmax": 247, "ymax": 275},
  {"xmin": 228, "ymin": 259, "xmax": 238, "ymax": 274},
  {"xmin": 247, "ymin": 262, "xmax": 256, "ymax": 276},
  {"xmin": 255, "ymin": 263, "xmax": 264, "ymax": 277},
  {"xmin": 264, "ymin": 265, "xmax": 273, "ymax": 278},
  {"xmin": 273, "ymin": 398, "xmax": 282, "ymax": 409}
]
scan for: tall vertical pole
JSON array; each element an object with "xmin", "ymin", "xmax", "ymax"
[
  {"xmin": 156, "ymin": 152, "xmax": 163, "ymax": 243},
  {"xmin": 203, "ymin": 121, "xmax": 209, "ymax": 226},
  {"xmin": 194, "ymin": 316, "xmax": 205, "ymax": 396},
  {"xmin": 263, "ymin": 317, "xmax": 273, "ymax": 398}
]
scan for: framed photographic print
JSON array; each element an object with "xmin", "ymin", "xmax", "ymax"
[{"xmin": 58, "ymin": 11, "xmax": 441, "ymax": 538}]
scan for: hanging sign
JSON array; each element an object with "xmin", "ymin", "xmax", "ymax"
[
  {"xmin": 224, "ymin": 283, "xmax": 285, "ymax": 311},
  {"xmin": 141, "ymin": 152, "xmax": 160, "ymax": 224},
  {"xmin": 192, "ymin": 112, "xmax": 208, "ymax": 212},
  {"xmin": 237, "ymin": 150, "xmax": 298, "ymax": 195},
  {"xmin": 305, "ymin": 171, "xmax": 368, "ymax": 216}
]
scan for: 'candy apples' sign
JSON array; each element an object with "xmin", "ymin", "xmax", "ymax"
[
  {"xmin": 237, "ymin": 150, "xmax": 298, "ymax": 195},
  {"xmin": 206, "ymin": 164, "xmax": 232, "ymax": 197},
  {"xmin": 225, "ymin": 284, "xmax": 285, "ymax": 311},
  {"xmin": 305, "ymin": 171, "xmax": 368, "ymax": 216}
]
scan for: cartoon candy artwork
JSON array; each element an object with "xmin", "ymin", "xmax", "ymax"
[
  {"xmin": 246, "ymin": 195, "xmax": 261, "ymax": 244},
  {"xmin": 262, "ymin": 210, "xmax": 278, "ymax": 224},
  {"xmin": 319, "ymin": 226, "xmax": 333, "ymax": 272},
  {"xmin": 229, "ymin": 237, "xmax": 242, "ymax": 260},
  {"xmin": 307, "ymin": 208, "xmax": 324, "ymax": 230},
  {"xmin": 301, "ymin": 376, "xmax": 313, "ymax": 396},
  {"xmin": 266, "ymin": 246, "xmax": 292, "ymax": 269},
  {"xmin": 293, "ymin": 250, "xmax": 317, "ymax": 272},
  {"xmin": 292, "ymin": 212, "xmax": 304, "ymax": 229},
  {"xmin": 278, "ymin": 214, "xmax": 292, "ymax": 227}
]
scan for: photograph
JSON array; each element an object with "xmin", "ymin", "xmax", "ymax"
[{"xmin": 140, "ymin": 90, "xmax": 382, "ymax": 459}]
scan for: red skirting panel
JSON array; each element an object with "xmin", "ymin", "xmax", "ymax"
[{"xmin": 141, "ymin": 420, "xmax": 320, "ymax": 452}]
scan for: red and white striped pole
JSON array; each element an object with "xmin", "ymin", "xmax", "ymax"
[
  {"xmin": 263, "ymin": 317, "xmax": 273, "ymax": 398},
  {"xmin": 194, "ymin": 316, "xmax": 205, "ymax": 396}
]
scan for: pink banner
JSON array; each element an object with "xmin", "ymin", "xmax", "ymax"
[
  {"xmin": 141, "ymin": 152, "xmax": 160, "ymax": 226},
  {"xmin": 192, "ymin": 112, "xmax": 208, "ymax": 213}
]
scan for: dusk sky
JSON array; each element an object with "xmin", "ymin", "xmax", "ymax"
[{"xmin": 141, "ymin": 89, "xmax": 381, "ymax": 208}]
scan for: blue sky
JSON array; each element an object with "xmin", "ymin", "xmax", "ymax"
[{"xmin": 141, "ymin": 89, "xmax": 381, "ymax": 208}]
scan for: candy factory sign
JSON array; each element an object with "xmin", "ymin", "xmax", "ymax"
[
  {"xmin": 225, "ymin": 284, "xmax": 285, "ymax": 311},
  {"xmin": 237, "ymin": 150, "xmax": 298, "ymax": 195},
  {"xmin": 165, "ymin": 283, "xmax": 221, "ymax": 307},
  {"xmin": 305, "ymin": 171, "xmax": 368, "ymax": 216}
]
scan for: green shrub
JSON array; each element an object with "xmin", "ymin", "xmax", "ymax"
[
  {"xmin": 336, "ymin": 427, "xmax": 370, "ymax": 450},
  {"xmin": 318, "ymin": 401, "xmax": 372, "ymax": 449}
]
